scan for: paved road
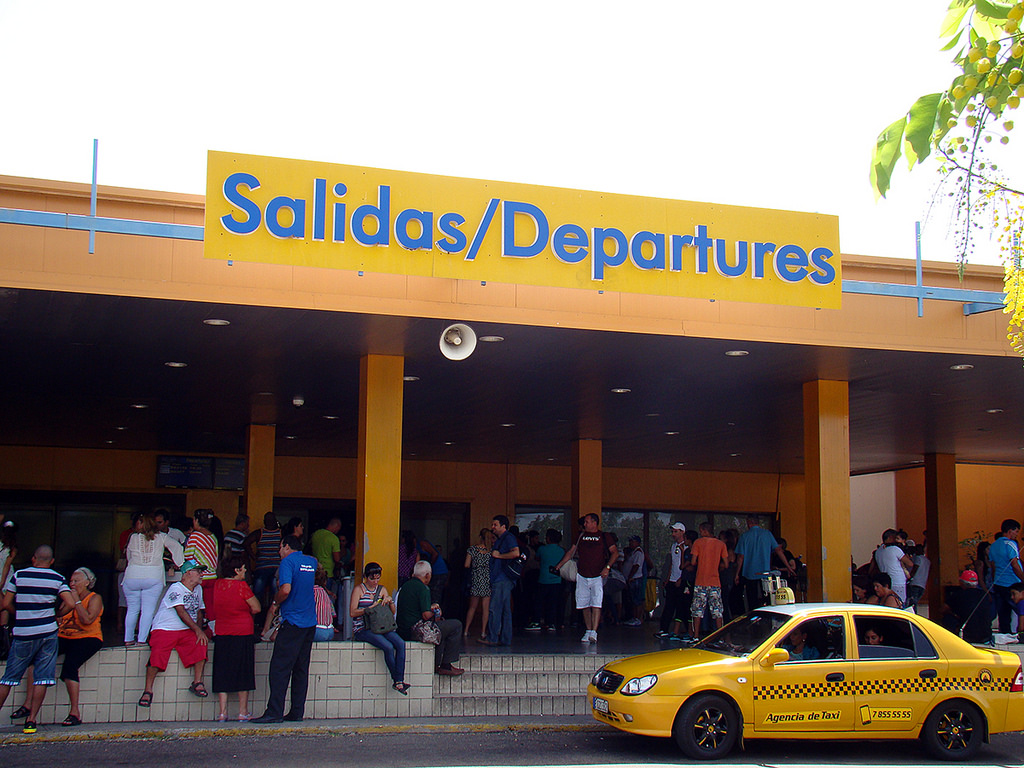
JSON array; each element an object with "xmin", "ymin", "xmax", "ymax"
[{"xmin": 3, "ymin": 721, "xmax": 1023, "ymax": 767}]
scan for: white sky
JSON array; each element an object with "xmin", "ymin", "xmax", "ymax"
[{"xmin": 1, "ymin": 0, "xmax": 1020, "ymax": 266}]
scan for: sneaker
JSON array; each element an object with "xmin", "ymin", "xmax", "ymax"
[
  {"xmin": 580, "ymin": 630, "xmax": 593, "ymax": 642},
  {"xmin": 525, "ymin": 623, "xmax": 541, "ymax": 631},
  {"xmin": 589, "ymin": 631, "xmax": 598, "ymax": 643},
  {"xmin": 545, "ymin": 625, "xmax": 556, "ymax": 633},
  {"xmin": 624, "ymin": 618, "xmax": 642, "ymax": 627},
  {"xmin": 23, "ymin": 721, "xmax": 37, "ymax": 734},
  {"xmin": 654, "ymin": 630, "xmax": 671, "ymax": 639}
]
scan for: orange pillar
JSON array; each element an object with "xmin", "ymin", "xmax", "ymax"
[
  {"xmin": 356, "ymin": 354, "xmax": 404, "ymax": 592},
  {"xmin": 925, "ymin": 453, "xmax": 958, "ymax": 610},
  {"xmin": 572, "ymin": 439, "xmax": 603, "ymax": 537},
  {"xmin": 803, "ymin": 380, "xmax": 851, "ymax": 602},
  {"xmin": 245, "ymin": 424, "xmax": 276, "ymax": 523}
]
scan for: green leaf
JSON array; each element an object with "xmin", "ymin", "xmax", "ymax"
[
  {"xmin": 971, "ymin": 13, "xmax": 1003, "ymax": 41},
  {"xmin": 940, "ymin": 3, "xmax": 970, "ymax": 38},
  {"xmin": 974, "ymin": 0, "xmax": 1012, "ymax": 20},
  {"xmin": 905, "ymin": 93, "xmax": 944, "ymax": 166},
  {"xmin": 870, "ymin": 116, "xmax": 908, "ymax": 199},
  {"xmin": 941, "ymin": 27, "xmax": 966, "ymax": 51}
]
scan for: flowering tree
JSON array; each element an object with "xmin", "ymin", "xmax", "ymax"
[{"xmin": 870, "ymin": 0, "xmax": 1024, "ymax": 356}]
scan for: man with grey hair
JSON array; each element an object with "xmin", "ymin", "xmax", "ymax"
[
  {"xmin": 396, "ymin": 560, "xmax": 464, "ymax": 676},
  {"xmin": 0, "ymin": 545, "xmax": 76, "ymax": 734}
]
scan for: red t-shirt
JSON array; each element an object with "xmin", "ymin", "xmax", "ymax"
[
  {"xmin": 212, "ymin": 578, "xmax": 255, "ymax": 636},
  {"xmin": 691, "ymin": 536, "xmax": 727, "ymax": 587},
  {"xmin": 576, "ymin": 532, "xmax": 615, "ymax": 579}
]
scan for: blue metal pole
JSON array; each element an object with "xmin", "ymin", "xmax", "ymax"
[
  {"xmin": 915, "ymin": 221, "xmax": 923, "ymax": 318},
  {"xmin": 89, "ymin": 139, "xmax": 98, "ymax": 254}
]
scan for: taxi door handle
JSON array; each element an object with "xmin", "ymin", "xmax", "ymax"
[
  {"xmin": 825, "ymin": 673, "xmax": 845, "ymax": 682},
  {"xmin": 919, "ymin": 669, "xmax": 937, "ymax": 679}
]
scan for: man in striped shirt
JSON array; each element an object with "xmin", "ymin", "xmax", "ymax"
[{"xmin": 0, "ymin": 545, "xmax": 76, "ymax": 733}]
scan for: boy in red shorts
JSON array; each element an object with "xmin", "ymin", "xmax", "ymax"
[{"xmin": 138, "ymin": 559, "xmax": 209, "ymax": 707}]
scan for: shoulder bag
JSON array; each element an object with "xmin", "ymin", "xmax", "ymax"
[
  {"xmin": 363, "ymin": 586, "xmax": 397, "ymax": 634},
  {"xmin": 412, "ymin": 618, "xmax": 441, "ymax": 645}
]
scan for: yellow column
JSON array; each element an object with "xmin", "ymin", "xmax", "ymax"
[
  {"xmin": 803, "ymin": 380, "xmax": 851, "ymax": 602},
  {"xmin": 572, "ymin": 439, "xmax": 603, "ymax": 535},
  {"xmin": 924, "ymin": 453, "xmax": 958, "ymax": 610},
  {"xmin": 245, "ymin": 424, "xmax": 276, "ymax": 523},
  {"xmin": 357, "ymin": 354, "xmax": 404, "ymax": 593}
]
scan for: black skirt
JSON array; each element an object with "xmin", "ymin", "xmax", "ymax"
[{"xmin": 211, "ymin": 634, "xmax": 256, "ymax": 693}]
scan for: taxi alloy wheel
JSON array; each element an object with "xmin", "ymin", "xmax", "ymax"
[
  {"xmin": 922, "ymin": 699, "xmax": 984, "ymax": 761},
  {"xmin": 673, "ymin": 693, "xmax": 739, "ymax": 760}
]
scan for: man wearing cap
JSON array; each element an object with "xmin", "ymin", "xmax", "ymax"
[
  {"xmin": 942, "ymin": 569, "xmax": 993, "ymax": 644},
  {"xmin": 655, "ymin": 523, "xmax": 688, "ymax": 639},
  {"xmin": 138, "ymin": 559, "xmax": 209, "ymax": 707},
  {"xmin": 253, "ymin": 535, "xmax": 317, "ymax": 723},
  {"xmin": 734, "ymin": 515, "xmax": 795, "ymax": 611},
  {"xmin": 0, "ymin": 545, "xmax": 76, "ymax": 734}
]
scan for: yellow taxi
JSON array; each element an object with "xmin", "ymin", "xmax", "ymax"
[{"xmin": 588, "ymin": 603, "xmax": 1024, "ymax": 760}]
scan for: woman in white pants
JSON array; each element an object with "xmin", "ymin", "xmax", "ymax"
[{"xmin": 124, "ymin": 512, "xmax": 184, "ymax": 645}]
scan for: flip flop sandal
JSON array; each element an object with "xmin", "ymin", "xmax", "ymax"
[
  {"xmin": 62, "ymin": 714, "xmax": 83, "ymax": 727},
  {"xmin": 10, "ymin": 705, "xmax": 30, "ymax": 719},
  {"xmin": 138, "ymin": 691, "xmax": 153, "ymax": 708},
  {"xmin": 188, "ymin": 681, "xmax": 209, "ymax": 698},
  {"xmin": 392, "ymin": 681, "xmax": 411, "ymax": 695}
]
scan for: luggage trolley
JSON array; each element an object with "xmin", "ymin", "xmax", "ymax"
[{"xmin": 759, "ymin": 569, "xmax": 795, "ymax": 606}]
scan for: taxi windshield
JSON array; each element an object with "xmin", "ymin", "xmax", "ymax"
[{"xmin": 695, "ymin": 610, "xmax": 790, "ymax": 656}]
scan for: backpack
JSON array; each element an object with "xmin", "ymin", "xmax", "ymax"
[{"xmin": 503, "ymin": 548, "xmax": 528, "ymax": 581}]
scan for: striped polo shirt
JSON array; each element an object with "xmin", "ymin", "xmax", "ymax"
[{"xmin": 6, "ymin": 566, "xmax": 70, "ymax": 638}]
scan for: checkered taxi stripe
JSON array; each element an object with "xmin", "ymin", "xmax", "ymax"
[{"xmin": 753, "ymin": 676, "xmax": 1012, "ymax": 701}]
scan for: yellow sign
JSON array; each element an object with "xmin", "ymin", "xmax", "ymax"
[{"xmin": 205, "ymin": 151, "xmax": 842, "ymax": 308}]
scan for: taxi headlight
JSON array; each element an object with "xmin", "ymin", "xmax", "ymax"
[{"xmin": 621, "ymin": 674, "xmax": 658, "ymax": 696}]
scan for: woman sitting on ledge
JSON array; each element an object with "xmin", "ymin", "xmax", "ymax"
[{"xmin": 350, "ymin": 561, "xmax": 409, "ymax": 694}]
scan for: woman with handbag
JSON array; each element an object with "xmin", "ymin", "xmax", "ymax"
[{"xmin": 349, "ymin": 561, "xmax": 409, "ymax": 694}]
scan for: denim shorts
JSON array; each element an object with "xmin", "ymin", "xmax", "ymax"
[{"xmin": 2, "ymin": 631, "xmax": 59, "ymax": 686}]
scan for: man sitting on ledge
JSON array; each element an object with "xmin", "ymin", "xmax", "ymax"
[{"xmin": 397, "ymin": 560, "xmax": 464, "ymax": 676}]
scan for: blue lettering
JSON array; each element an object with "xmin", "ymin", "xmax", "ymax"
[
  {"xmin": 671, "ymin": 234, "xmax": 694, "ymax": 272},
  {"xmin": 808, "ymin": 247, "xmax": 836, "ymax": 285},
  {"xmin": 753, "ymin": 241, "xmax": 775, "ymax": 279},
  {"xmin": 351, "ymin": 186, "xmax": 391, "ymax": 247},
  {"xmin": 312, "ymin": 178, "xmax": 326, "ymax": 242},
  {"xmin": 629, "ymin": 231, "xmax": 665, "ymax": 270},
  {"xmin": 395, "ymin": 209, "xmax": 433, "ymax": 250},
  {"xmin": 694, "ymin": 225, "xmax": 713, "ymax": 274},
  {"xmin": 436, "ymin": 212, "xmax": 467, "ymax": 253},
  {"xmin": 332, "ymin": 183, "xmax": 347, "ymax": 243},
  {"xmin": 220, "ymin": 172, "xmax": 262, "ymax": 235},
  {"xmin": 503, "ymin": 200, "xmax": 549, "ymax": 258},
  {"xmin": 265, "ymin": 196, "xmax": 305, "ymax": 239},
  {"xmin": 715, "ymin": 239, "xmax": 747, "ymax": 278},
  {"xmin": 552, "ymin": 223, "xmax": 588, "ymax": 264},
  {"xmin": 592, "ymin": 227, "xmax": 628, "ymax": 280},
  {"xmin": 774, "ymin": 244, "xmax": 808, "ymax": 282}
]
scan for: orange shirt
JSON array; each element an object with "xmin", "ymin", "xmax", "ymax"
[
  {"xmin": 691, "ymin": 536, "xmax": 727, "ymax": 588},
  {"xmin": 58, "ymin": 591, "xmax": 103, "ymax": 640}
]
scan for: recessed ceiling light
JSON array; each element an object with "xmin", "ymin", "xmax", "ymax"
[
  {"xmin": 131, "ymin": 403, "xmax": 148, "ymax": 409},
  {"xmin": 611, "ymin": 388, "xmax": 631, "ymax": 394},
  {"xmin": 727, "ymin": 422, "xmax": 736, "ymax": 426},
  {"xmin": 403, "ymin": 375, "xmax": 420, "ymax": 382},
  {"xmin": 730, "ymin": 453, "xmax": 741, "ymax": 457},
  {"xmin": 164, "ymin": 361, "xmax": 188, "ymax": 368},
  {"xmin": 546, "ymin": 457, "xmax": 557, "ymax": 461},
  {"xmin": 664, "ymin": 430, "xmax": 680, "ymax": 436},
  {"xmin": 986, "ymin": 408, "xmax": 1004, "ymax": 414},
  {"xmin": 501, "ymin": 423, "xmax": 515, "ymax": 428},
  {"xmin": 645, "ymin": 413, "xmax": 660, "ymax": 418},
  {"xmin": 257, "ymin": 391, "xmax": 274, "ymax": 396},
  {"xmin": 444, "ymin": 441, "xmax": 454, "ymax": 446},
  {"xmin": 323, "ymin": 415, "xmax": 340, "ymax": 420},
  {"xmin": 115, "ymin": 426, "xmax": 126, "ymax": 431},
  {"xmin": 725, "ymin": 350, "xmax": 749, "ymax": 357},
  {"xmin": 203, "ymin": 318, "xmax": 230, "ymax": 327},
  {"xmin": 285, "ymin": 435, "xmax": 297, "ymax": 440},
  {"xmin": 479, "ymin": 335, "xmax": 504, "ymax": 343},
  {"xmin": 677, "ymin": 462, "xmax": 687, "ymax": 466},
  {"xmin": 950, "ymin": 363, "xmax": 974, "ymax": 370}
]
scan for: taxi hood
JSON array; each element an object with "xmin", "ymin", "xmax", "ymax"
[{"xmin": 604, "ymin": 647, "xmax": 736, "ymax": 678}]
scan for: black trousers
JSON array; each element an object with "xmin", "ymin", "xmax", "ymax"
[{"xmin": 264, "ymin": 621, "xmax": 315, "ymax": 719}]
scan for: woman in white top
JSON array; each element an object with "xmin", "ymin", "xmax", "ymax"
[{"xmin": 124, "ymin": 512, "xmax": 184, "ymax": 645}]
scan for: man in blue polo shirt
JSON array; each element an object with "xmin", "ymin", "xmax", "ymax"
[
  {"xmin": 0, "ymin": 545, "xmax": 76, "ymax": 734},
  {"xmin": 990, "ymin": 519, "xmax": 1024, "ymax": 633},
  {"xmin": 734, "ymin": 516, "xmax": 795, "ymax": 611},
  {"xmin": 252, "ymin": 535, "xmax": 317, "ymax": 724}
]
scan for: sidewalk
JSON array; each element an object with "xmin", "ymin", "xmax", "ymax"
[{"xmin": 0, "ymin": 714, "xmax": 607, "ymax": 746}]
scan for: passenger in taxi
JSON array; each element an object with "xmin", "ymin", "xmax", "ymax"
[
  {"xmin": 779, "ymin": 625, "xmax": 820, "ymax": 661},
  {"xmin": 862, "ymin": 626, "xmax": 884, "ymax": 645}
]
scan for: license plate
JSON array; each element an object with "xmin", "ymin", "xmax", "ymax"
[{"xmin": 593, "ymin": 696, "xmax": 609, "ymax": 714}]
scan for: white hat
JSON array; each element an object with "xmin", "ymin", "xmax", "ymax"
[{"xmin": 670, "ymin": 522, "xmax": 686, "ymax": 532}]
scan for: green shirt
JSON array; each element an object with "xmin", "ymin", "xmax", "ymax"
[
  {"xmin": 396, "ymin": 577, "xmax": 431, "ymax": 640},
  {"xmin": 310, "ymin": 528, "xmax": 340, "ymax": 574}
]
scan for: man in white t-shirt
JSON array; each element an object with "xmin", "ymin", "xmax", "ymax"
[
  {"xmin": 138, "ymin": 560, "xmax": 209, "ymax": 707},
  {"xmin": 873, "ymin": 529, "xmax": 913, "ymax": 605}
]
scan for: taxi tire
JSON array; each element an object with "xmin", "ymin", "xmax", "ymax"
[
  {"xmin": 672, "ymin": 693, "xmax": 740, "ymax": 760},
  {"xmin": 921, "ymin": 699, "xmax": 984, "ymax": 761}
]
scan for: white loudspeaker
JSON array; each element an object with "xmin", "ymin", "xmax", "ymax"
[{"xmin": 439, "ymin": 323, "xmax": 477, "ymax": 360}]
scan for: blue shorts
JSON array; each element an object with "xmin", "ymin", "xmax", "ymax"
[{"xmin": 2, "ymin": 631, "xmax": 59, "ymax": 686}]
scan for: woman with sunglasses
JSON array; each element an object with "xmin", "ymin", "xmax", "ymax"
[{"xmin": 350, "ymin": 562, "xmax": 409, "ymax": 694}]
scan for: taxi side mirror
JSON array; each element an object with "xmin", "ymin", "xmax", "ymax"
[{"xmin": 760, "ymin": 647, "xmax": 790, "ymax": 668}]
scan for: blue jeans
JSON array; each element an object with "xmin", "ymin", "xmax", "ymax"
[
  {"xmin": 487, "ymin": 579, "xmax": 514, "ymax": 645},
  {"xmin": 313, "ymin": 626, "xmax": 335, "ymax": 642},
  {"xmin": 2, "ymin": 631, "xmax": 59, "ymax": 686},
  {"xmin": 354, "ymin": 629, "xmax": 406, "ymax": 684},
  {"xmin": 253, "ymin": 568, "xmax": 277, "ymax": 608}
]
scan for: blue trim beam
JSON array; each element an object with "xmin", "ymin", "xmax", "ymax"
[
  {"xmin": 0, "ymin": 207, "xmax": 204, "ymax": 241},
  {"xmin": 842, "ymin": 279, "xmax": 1005, "ymax": 305}
]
